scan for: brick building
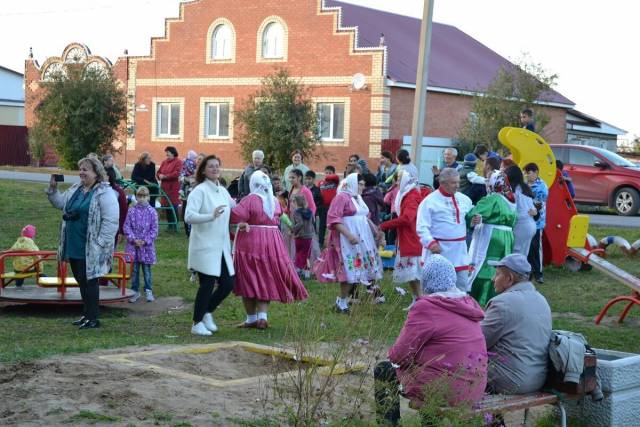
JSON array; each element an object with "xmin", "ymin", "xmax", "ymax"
[{"xmin": 24, "ymin": 0, "xmax": 577, "ymax": 172}]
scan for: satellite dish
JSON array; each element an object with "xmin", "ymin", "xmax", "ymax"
[{"xmin": 351, "ymin": 73, "xmax": 366, "ymax": 90}]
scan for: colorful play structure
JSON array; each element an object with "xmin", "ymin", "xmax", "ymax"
[
  {"xmin": 500, "ymin": 127, "xmax": 640, "ymax": 324},
  {"xmin": 0, "ymin": 250, "xmax": 135, "ymax": 304}
]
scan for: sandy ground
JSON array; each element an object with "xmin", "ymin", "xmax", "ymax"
[
  {"xmin": 0, "ymin": 343, "xmax": 375, "ymax": 427},
  {"xmin": 0, "ymin": 339, "xmax": 554, "ymax": 427}
]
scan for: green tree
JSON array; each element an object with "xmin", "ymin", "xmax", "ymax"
[
  {"xmin": 27, "ymin": 122, "xmax": 48, "ymax": 167},
  {"xmin": 456, "ymin": 55, "xmax": 558, "ymax": 155},
  {"xmin": 33, "ymin": 65, "xmax": 127, "ymax": 169},
  {"xmin": 236, "ymin": 69, "xmax": 320, "ymax": 173}
]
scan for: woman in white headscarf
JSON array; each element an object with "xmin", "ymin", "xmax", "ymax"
[
  {"xmin": 231, "ymin": 171, "xmax": 308, "ymax": 329},
  {"xmin": 313, "ymin": 173, "xmax": 383, "ymax": 313},
  {"xmin": 380, "ymin": 170, "xmax": 426, "ymax": 308}
]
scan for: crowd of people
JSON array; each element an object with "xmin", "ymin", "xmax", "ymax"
[{"xmin": 24, "ymin": 109, "xmax": 580, "ymax": 421}]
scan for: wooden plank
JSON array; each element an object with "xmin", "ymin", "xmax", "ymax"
[{"xmin": 570, "ymin": 248, "xmax": 640, "ymax": 294}]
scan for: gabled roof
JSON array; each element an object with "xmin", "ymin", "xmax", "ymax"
[
  {"xmin": 0, "ymin": 65, "xmax": 24, "ymax": 78},
  {"xmin": 326, "ymin": 0, "xmax": 574, "ymax": 107},
  {"xmin": 567, "ymin": 109, "xmax": 627, "ymax": 136}
]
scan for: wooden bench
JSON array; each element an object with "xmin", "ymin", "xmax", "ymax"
[{"xmin": 409, "ymin": 392, "xmax": 568, "ymax": 426}]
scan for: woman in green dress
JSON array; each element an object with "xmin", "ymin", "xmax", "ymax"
[{"xmin": 467, "ymin": 172, "xmax": 517, "ymax": 306}]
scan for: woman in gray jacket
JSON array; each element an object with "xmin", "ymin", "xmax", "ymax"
[{"xmin": 47, "ymin": 157, "xmax": 119, "ymax": 329}]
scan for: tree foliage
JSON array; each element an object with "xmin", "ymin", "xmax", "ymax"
[
  {"xmin": 236, "ymin": 69, "xmax": 320, "ymax": 173},
  {"xmin": 456, "ymin": 55, "xmax": 558, "ymax": 155},
  {"xmin": 27, "ymin": 123, "xmax": 48, "ymax": 167},
  {"xmin": 33, "ymin": 65, "xmax": 127, "ymax": 169}
]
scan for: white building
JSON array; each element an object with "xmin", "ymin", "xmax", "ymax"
[{"xmin": 0, "ymin": 65, "xmax": 25, "ymax": 126}]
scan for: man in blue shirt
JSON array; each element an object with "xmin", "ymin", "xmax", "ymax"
[
  {"xmin": 520, "ymin": 108, "xmax": 536, "ymax": 132},
  {"xmin": 432, "ymin": 147, "xmax": 462, "ymax": 189},
  {"xmin": 524, "ymin": 163, "xmax": 548, "ymax": 283}
]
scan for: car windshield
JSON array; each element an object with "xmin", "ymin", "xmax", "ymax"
[{"xmin": 592, "ymin": 147, "xmax": 636, "ymax": 167}]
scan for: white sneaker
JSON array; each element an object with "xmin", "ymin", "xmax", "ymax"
[
  {"xmin": 129, "ymin": 292, "xmax": 140, "ymax": 303},
  {"xmin": 145, "ymin": 289, "xmax": 155, "ymax": 302},
  {"xmin": 191, "ymin": 322, "xmax": 212, "ymax": 336},
  {"xmin": 202, "ymin": 313, "xmax": 218, "ymax": 332}
]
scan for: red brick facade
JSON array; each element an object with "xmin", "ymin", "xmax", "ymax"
[{"xmin": 24, "ymin": 0, "xmax": 568, "ymax": 173}]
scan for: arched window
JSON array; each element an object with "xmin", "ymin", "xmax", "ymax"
[
  {"xmin": 212, "ymin": 24, "xmax": 232, "ymax": 60},
  {"xmin": 262, "ymin": 22, "xmax": 284, "ymax": 59}
]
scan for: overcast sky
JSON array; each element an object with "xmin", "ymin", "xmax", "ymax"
[{"xmin": 1, "ymin": 0, "xmax": 638, "ymax": 140}]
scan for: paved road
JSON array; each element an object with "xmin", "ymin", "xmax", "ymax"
[
  {"xmin": 0, "ymin": 170, "xmax": 80, "ymax": 184},
  {"xmin": 587, "ymin": 213, "xmax": 640, "ymax": 229}
]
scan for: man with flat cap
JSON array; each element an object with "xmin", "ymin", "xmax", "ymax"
[{"xmin": 481, "ymin": 253, "xmax": 552, "ymax": 394}]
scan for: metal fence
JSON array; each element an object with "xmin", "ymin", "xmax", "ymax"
[{"xmin": 0, "ymin": 125, "xmax": 29, "ymax": 166}]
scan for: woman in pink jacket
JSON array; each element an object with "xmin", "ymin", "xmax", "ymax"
[{"xmin": 374, "ymin": 255, "xmax": 488, "ymax": 425}]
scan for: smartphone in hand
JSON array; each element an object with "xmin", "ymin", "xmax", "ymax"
[{"xmin": 53, "ymin": 174, "xmax": 64, "ymax": 182}]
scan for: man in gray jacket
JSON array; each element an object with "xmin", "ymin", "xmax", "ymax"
[
  {"xmin": 482, "ymin": 254, "xmax": 552, "ymax": 394},
  {"xmin": 238, "ymin": 150, "xmax": 264, "ymax": 198}
]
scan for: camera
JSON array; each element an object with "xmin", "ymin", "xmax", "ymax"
[{"xmin": 63, "ymin": 211, "xmax": 80, "ymax": 222}]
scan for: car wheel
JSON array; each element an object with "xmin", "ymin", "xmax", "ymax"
[{"xmin": 614, "ymin": 187, "xmax": 640, "ymax": 216}]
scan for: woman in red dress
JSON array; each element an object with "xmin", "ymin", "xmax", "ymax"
[
  {"xmin": 231, "ymin": 171, "xmax": 308, "ymax": 329},
  {"xmin": 156, "ymin": 146, "xmax": 183, "ymax": 231}
]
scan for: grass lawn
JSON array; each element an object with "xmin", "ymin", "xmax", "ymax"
[{"xmin": 1, "ymin": 179, "xmax": 640, "ymax": 365}]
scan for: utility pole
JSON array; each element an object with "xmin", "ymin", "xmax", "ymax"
[{"xmin": 410, "ymin": 0, "xmax": 435, "ymax": 182}]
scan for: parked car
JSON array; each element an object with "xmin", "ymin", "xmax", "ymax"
[{"xmin": 550, "ymin": 144, "xmax": 640, "ymax": 216}]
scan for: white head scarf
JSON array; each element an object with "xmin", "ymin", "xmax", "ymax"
[
  {"xmin": 250, "ymin": 170, "xmax": 276, "ymax": 219},
  {"xmin": 394, "ymin": 170, "xmax": 418, "ymax": 215},
  {"xmin": 338, "ymin": 173, "xmax": 368, "ymax": 211}
]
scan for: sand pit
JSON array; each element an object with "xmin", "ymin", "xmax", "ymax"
[
  {"xmin": 131, "ymin": 346, "xmax": 307, "ymax": 380},
  {"xmin": 0, "ymin": 343, "xmax": 367, "ymax": 426}
]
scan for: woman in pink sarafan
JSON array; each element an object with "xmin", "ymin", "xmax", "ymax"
[
  {"xmin": 231, "ymin": 171, "xmax": 308, "ymax": 330},
  {"xmin": 312, "ymin": 173, "xmax": 383, "ymax": 313},
  {"xmin": 374, "ymin": 254, "xmax": 488, "ymax": 425}
]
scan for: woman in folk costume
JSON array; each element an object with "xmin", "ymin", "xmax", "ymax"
[
  {"xmin": 379, "ymin": 171, "xmax": 424, "ymax": 309},
  {"xmin": 467, "ymin": 172, "xmax": 517, "ymax": 306},
  {"xmin": 313, "ymin": 173, "xmax": 384, "ymax": 313},
  {"xmin": 231, "ymin": 171, "xmax": 308, "ymax": 329}
]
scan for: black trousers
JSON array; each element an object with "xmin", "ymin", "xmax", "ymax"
[
  {"xmin": 374, "ymin": 361, "xmax": 401, "ymax": 426},
  {"xmin": 193, "ymin": 258, "xmax": 234, "ymax": 322},
  {"xmin": 317, "ymin": 206, "xmax": 329, "ymax": 248},
  {"xmin": 182, "ymin": 198, "xmax": 191, "ymax": 237},
  {"xmin": 528, "ymin": 229, "xmax": 543, "ymax": 279},
  {"xmin": 68, "ymin": 258, "xmax": 100, "ymax": 321}
]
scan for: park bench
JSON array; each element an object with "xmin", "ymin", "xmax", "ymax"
[{"xmin": 408, "ymin": 391, "xmax": 570, "ymax": 426}]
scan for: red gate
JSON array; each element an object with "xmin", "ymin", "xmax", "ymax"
[{"xmin": 0, "ymin": 125, "xmax": 29, "ymax": 166}]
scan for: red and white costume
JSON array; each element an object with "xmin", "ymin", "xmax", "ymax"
[{"xmin": 416, "ymin": 187, "xmax": 473, "ymax": 291}]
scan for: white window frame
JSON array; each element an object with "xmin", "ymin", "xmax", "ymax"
[
  {"xmin": 262, "ymin": 22, "xmax": 284, "ymax": 59},
  {"xmin": 204, "ymin": 102, "xmax": 230, "ymax": 138},
  {"xmin": 313, "ymin": 97, "xmax": 350, "ymax": 146},
  {"xmin": 199, "ymin": 97, "xmax": 234, "ymax": 143},
  {"xmin": 318, "ymin": 103, "xmax": 345, "ymax": 142},
  {"xmin": 152, "ymin": 97, "xmax": 184, "ymax": 142},
  {"xmin": 256, "ymin": 16, "xmax": 288, "ymax": 63},
  {"xmin": 206, "ymin": 18, "xmax": 236, "ymax": 64},
  {"xmin": 212, "ymin": 25, "xmax": 232, "ymax": 60}
]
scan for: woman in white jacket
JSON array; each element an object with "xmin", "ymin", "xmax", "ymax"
[{"xmin": 185, "ymin": 155, "xmax": 236, "ymax": 336}]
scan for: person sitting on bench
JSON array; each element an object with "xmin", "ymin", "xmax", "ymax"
[
  {"xmin": 483, "ymin": 253, "xmax": 552, "ymax": 394},
  {"xmin": 374, "ymin": 255, "xmax": 488, "ymax": 426}
]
